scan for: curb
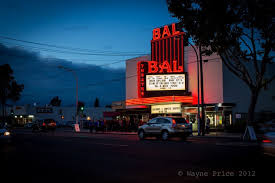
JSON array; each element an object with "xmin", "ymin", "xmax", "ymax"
[
  {"xmin": 63, "ymin": 130, "xmax": 137, "ymax": 135},
  {"xmin": 215, "ymin": 142, "xmax": 259, "ymax": 147},
  {"xmin": 191, "ymin": 135, "xmax": 242, "ymax": 139}
]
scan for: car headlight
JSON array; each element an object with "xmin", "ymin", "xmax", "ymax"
[{"xmin": 4, "ymin": 131, "xmax": 10, "ymax": 136}]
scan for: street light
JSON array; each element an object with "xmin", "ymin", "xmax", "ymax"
[
  {"xmin": 58, "ymin": 65, "xmax": 79, "ymax": 125},
  {"xmin": 175, "ymin": 36, "xmax": 204, "ymax": 135},
  {"xmin": 187, "ymin": 42, "xmax": 201, "ymax": 135}
]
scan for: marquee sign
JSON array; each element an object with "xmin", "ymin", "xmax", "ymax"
[
  {"xmin": 151, "ymin": 104, "xmax": 182, "ymax": 114},
  {"xmin": 146, "ymin": 74, "xmax": 186, "ymax": 91},
  {"xmin": 137, "ymin": 23, "xmax": 189, "ymax": 98}
]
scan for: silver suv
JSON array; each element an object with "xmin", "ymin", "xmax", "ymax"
[{"xmin": 138, "ymin": 117, "xmax": 192, "ymax": 141}]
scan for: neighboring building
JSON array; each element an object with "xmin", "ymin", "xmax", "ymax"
[{"xmin": 6, "ymin": 105, "xmax": 113, "ymax": 126}]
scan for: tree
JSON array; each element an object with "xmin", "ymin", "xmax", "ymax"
[
  {"xmin": 94, "ymin": 97, "xmax": 100, "ymax": 107},
  {"xmin": 167, "ymin": 0, "xmax": 274, "ymax": 125},
  {"xmin": 50, "ymin": 96, "xmax": 61, "ymax": 106},
  {"xmin": 0, "ymin": 64, "xmax": 24, "ymax": 119}
]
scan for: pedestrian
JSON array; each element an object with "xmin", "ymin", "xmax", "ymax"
[
  {"xmin": 185, "ymin": 115, "xmax": 190, "ymax": 123},
  {"xmin": 206, "ymin": 116, "xmax": 210, "ymax": 134},
  {"xmin": 122, "ymin": 119, "xmax": 126, "ymax": 132},
  {"xmin": 100, "ymin": 119, "xmax": 104, "ymax": 131}
]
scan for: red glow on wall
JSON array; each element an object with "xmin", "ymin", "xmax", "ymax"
[{"xmin": 126, "ymin": 96, "xmax": 193, "ymax": 106}]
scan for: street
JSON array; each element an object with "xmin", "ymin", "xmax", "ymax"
[{"xmin": 1, "ymin": 129, "xmax": 274, "ymax": 183}]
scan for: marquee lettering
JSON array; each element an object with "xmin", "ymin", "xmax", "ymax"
[
  {"xmin": 152, "ymin": 23, "xmax": 181, "ymax": 40},
  {"xmin": 147, "ymin": 60, "xmax": 183, "ymax": 73}
]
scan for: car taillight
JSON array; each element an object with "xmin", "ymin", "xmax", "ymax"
[
  {"xmin": 42, "ymin": 122, "xmax": 46, "ymax": 126},
  {"xmin": 172, "ymin": 119, "xmax": 176, "ymax": 128},
  {"xmin": 262, "ymin": 139, "xmax": 272, "ymax": 143}
]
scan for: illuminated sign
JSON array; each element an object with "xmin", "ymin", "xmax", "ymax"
[
  {"xmin": 151, "ymin": 104, "xmax": 182, "ymax": 114},
  {"xmin": 148, "ymin": 61, "xmax": 183, "ymax": 73},
  {"xmin": 146, "ymin": 74, "xmax": 186, "ymax": 91},
  {"xmin": 137, "ymin": 23, "xmax": 189, "ymax": 98},
  {"xmin": 137, "ymin": 61, "xmax": 188, "ymax": 98},
  {"xmin": 152, "ymin": 23, "xmax": 181, "ymax": 41}
]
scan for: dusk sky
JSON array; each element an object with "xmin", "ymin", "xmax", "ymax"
[{"xmin": 0, "ymin": 0, "xmax": 178, "ymax": 106}]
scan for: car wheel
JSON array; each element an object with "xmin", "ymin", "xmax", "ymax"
[
  {"xmin": 161, "ymin": 130, "xmax": 169, "ymax": 141},
  {"xmin": 138, "ymin": 130, "xmax": 145, "ymax": 140}
]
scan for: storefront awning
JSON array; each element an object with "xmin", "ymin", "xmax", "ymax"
[{"xmin": 126, "ymin": 96, "xmax": 193, "ymax": 106}]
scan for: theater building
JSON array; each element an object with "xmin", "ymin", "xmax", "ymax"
[{"xmin": 124, "ymin": 23, "xmax": 275, "ymax": 130}]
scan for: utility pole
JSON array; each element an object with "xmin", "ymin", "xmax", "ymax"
[
  {"xmin": 199, "ymin": 45, "xmax": 205, "ymax": 136},
  {"xmin": 58, "ymin": 66, "xmax": 79, "ymax": 126}
]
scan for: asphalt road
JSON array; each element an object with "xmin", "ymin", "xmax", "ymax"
[{"xmin": 1, "ymin": 129, "xmax": 274, "ymax": 183}]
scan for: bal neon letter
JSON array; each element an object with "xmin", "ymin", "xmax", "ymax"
[{"xmin": 148, "ymin": 61, "xmax": 158, "ymax": 73}]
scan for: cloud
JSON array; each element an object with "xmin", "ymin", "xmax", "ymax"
[{"xmin": 0, "ymin": 44, "xmax": 125, "ymax": 106}]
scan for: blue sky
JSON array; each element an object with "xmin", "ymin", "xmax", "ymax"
[
  {"xmin": 0, "ymin": 0, "xmax": 178, "ymax": 106},
  {"xmin": 0, "ymin": 0, "xmax": 178, "ymax": 68}
]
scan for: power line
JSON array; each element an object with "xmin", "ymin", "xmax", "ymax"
[
  {"xmin": 0, "ymin": 42, "xmax": 146, "ymax": 57},
  {"xmin": 0, "ymin": 47, "xmax": 127, "ymax": 67},
  {"xmin": 0, "ymin": 36, "xmax": 198, "ymax": 57},
  {"xmin": 0, "ymin": 35, "xmax": 149, "ymax": 56},
  {"xmin": 70, "ymin": 58, "xmax": 221, "ymax": 89}
]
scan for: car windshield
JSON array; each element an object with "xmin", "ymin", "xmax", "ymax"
[{"xmin": 173, "ymin": 118, "xmax": 188, "ymax": 124}]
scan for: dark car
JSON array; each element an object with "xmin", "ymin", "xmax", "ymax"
[
  {"xmin": 0, "ymin": 123, "xmax": 12, "ymax": 143},
  {"xmin": 32, "ymin": 119, "xmax": 56, "ymax": 132}
]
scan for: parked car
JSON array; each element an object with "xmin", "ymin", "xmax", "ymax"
[
  {"xmin": 0, "ymin": 123, "xmax": 12, "ymax": 143},
  {"xmin": 24, "ymin": 122, "xmax": 33, "ymax": 128},
  {"xmin": 261, "ymin": 131, "xmax": 275, "ymax": 156},
  {"xmin": 32, "ymin": 119, "xmax": 56, "ymax": 131},
  {"xmin": 138, "ymin": 117, "xmax": 192, "ymax": 141}
]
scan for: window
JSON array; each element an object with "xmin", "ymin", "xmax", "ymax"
[
  {"xmin": 148, "ymin": 119, "xmax": 157, "ymax": 124},
  {"xmin": 173, "ymin": 118, "xmax": 187, "ymax": 124},
  {"xmin": 157, "ymin": 118, "xmax": 170, "ymax": 124}
]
